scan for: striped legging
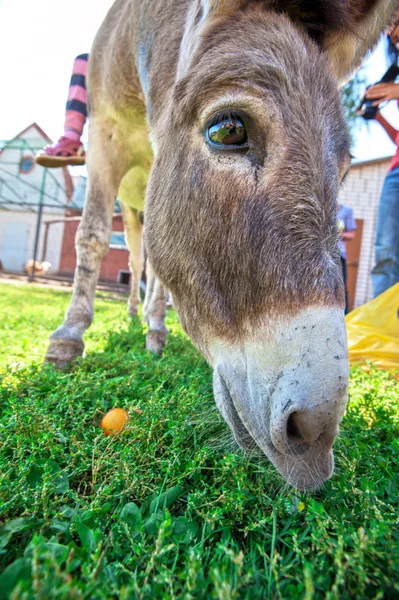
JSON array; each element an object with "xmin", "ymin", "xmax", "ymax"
[{"xmin": 64, "ymin": 53, "xmax": 89, "ymax": 141}]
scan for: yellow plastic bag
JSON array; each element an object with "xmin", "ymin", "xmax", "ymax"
[{"xmin": 346, "ymin": 282, "xmax": 399, "ymax": 370}]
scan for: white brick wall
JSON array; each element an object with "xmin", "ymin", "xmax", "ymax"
[
  {"xmin": 0, "ymin": 124, "xmax": 71, "ymax": 273},
  {"xmin": 0, "ymin": 211, "xmax": 65, "ymax": 272},
  {"xmin": 338, "ymin": 156, "xmax": 392, "ymax": 307}
]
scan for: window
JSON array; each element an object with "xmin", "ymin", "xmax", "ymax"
[
  {"xmin": 19, "ymin": 155, "xmax": 35, "ymax": 175},
  {"xmin": 118, "ymin": 271, "xmax": 130, "ymax": 285},
  {"xmin": 109, "ymin": 232, "xmax": 127, "ymax": 250}
]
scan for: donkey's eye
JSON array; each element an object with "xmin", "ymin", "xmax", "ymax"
[{"xmin": 206, "ymin": 117, "xmax": 248, "ymax": 149}]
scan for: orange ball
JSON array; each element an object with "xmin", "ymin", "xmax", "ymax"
[{"xmin": 100, "ymin": 408, "xmax": 129, "ymax": 436}]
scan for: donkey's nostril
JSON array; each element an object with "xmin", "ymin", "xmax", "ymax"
[
  {"xmin": 286, "ymin": 411, "xmax": 320, "ymax": 447},
  {"xmin": 286, "ymin": 412, "xmax": 302, "ymax": 441},
  {"xmin": 271, "ymin": 402, "xmax": 342, "ymax": 456}
]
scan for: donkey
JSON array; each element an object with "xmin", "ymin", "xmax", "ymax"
[{"xmin": 46, "ymin": 0, "xmax": 399, "ymax": 490}]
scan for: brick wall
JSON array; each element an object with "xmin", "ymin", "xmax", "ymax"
[
  {"xmin": 338, "ymin": 156, "xmax": 392, "ymax": 307},
  {"xmin": 59, "ymin": 214, "xmax": 129, "ymax": 283}
]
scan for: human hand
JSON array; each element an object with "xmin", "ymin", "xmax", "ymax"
[
  {"xmin": 365, "ymin": 82, "xmax": 399, "ymax": 105},
  {"xmin": 356, "ymin": 101, "xmax": 381, "ymax": 120}
]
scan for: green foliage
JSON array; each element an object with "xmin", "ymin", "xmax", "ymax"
[
  {"xmin": 0, "ymin": 283, "xmax": 398, "ymax": 599},
  {"xmin": 341, "ymin": 70, "xmax": 366, "ymax": 146}
]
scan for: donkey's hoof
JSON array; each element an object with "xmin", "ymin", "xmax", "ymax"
[
  {"xmin": 128, "ymin": 303, "xmax": 139, "ymax": 317},
  {"xmin": 146, "ymin": 330, "xmax": 166, "ymax": 354},
  {"xmin": 45, "ymin": 339, "xmax": 84, "ymax": 368}
]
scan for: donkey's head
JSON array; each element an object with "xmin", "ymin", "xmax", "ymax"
[{"xmin": 145, "ymin": 0, "xmax": 392, "ymax": 490}]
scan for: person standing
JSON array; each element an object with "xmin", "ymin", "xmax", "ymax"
[
  {"xmin": 363, "ymin": 106, "xmax": 399, "ymax": 297},
  {"xmin": 338, "ymin": 203, "xmax": 357, "ymax": 314},
  {"xmin": 362, "ymin": 21, "xmax": 399, "ymax": 297}
]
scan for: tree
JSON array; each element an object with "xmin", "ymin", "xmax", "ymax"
[{"xmin": 341, "ymin": 69, "xmax": 367, "ymax": 145}]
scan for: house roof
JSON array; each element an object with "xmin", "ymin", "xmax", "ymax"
[
  {"xmin": 0, "ymin": 122, "xmax": 73, "ymax": 201},
  {"xmin": 351, "ymin": 154, "xmax": 394, "ymax": 168},
  {"xmin": 17, "ymin": 122, "xmax": 52, "ymax": 143}
]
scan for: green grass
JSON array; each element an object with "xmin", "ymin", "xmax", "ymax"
[{"xmin": 0, "ymin": 282, "xmax": 398, "ymax": 599}]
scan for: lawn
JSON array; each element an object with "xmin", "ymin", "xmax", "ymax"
[{"xmin": 0, "ymin": 282, "xmax": 398, "ymax": 599}]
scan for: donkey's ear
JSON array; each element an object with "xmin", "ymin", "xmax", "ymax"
[
  {"xmin": 321, "ymin": 1, "xmax": 399, "ymax": 85},
  {"xmin": 271, "ymin": 0, "xmax": 399, "ymax": 85}
]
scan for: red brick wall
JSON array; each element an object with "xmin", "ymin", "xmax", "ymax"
[{"xmin": 58, "ymin": 215, "xmax": 129, "ymax": 283}]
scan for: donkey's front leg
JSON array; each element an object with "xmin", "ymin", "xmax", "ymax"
[
  {"xmin": 45, "ymin": 185, "xmax": 114, "ymax": 366},
  {"xmin": 45, "ymin": 122, "xmax": 124, "ymax": 367},
  {"xmin": 143, "ymin": 261, "xmax": 168, "ymax": 354}
]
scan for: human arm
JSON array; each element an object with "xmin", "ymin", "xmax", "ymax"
[
  {"xmin": 340, "ymin": 208, "xmax": 357, "ymax": 242},
  {"xmin": 373, "ymin": 109, "xmax": 399, "ymax": 144},
  {"xmin": 341, "ymin": 230, "xmax": 356, "ymax": 241}
]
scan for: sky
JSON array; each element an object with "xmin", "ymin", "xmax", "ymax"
[
  {"xmin": 0, "ymin": 0, "xmax": 398, "ymax": 164},
  {"xmin": 0, "ymin": 0, "xmax": 114, "ymax": 144}
]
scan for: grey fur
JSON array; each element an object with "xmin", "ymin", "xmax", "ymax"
[{"xmin": 46, "ymin": 0, "xmax": 399, "ymax": 488}]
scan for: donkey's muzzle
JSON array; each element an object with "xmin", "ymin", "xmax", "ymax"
[{"xmin": 211, "ymin": 306, "xmax": 349, "ymax": 490}]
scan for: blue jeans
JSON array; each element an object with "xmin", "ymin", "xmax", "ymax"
[{"xmin": 371, "ymin": 166, "xmax": 399, "ymax": 297}]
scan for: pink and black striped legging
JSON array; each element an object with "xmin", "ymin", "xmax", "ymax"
[{"xmin": 64, "ymin": 53, "xmax": 89, "ymax": 142}]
